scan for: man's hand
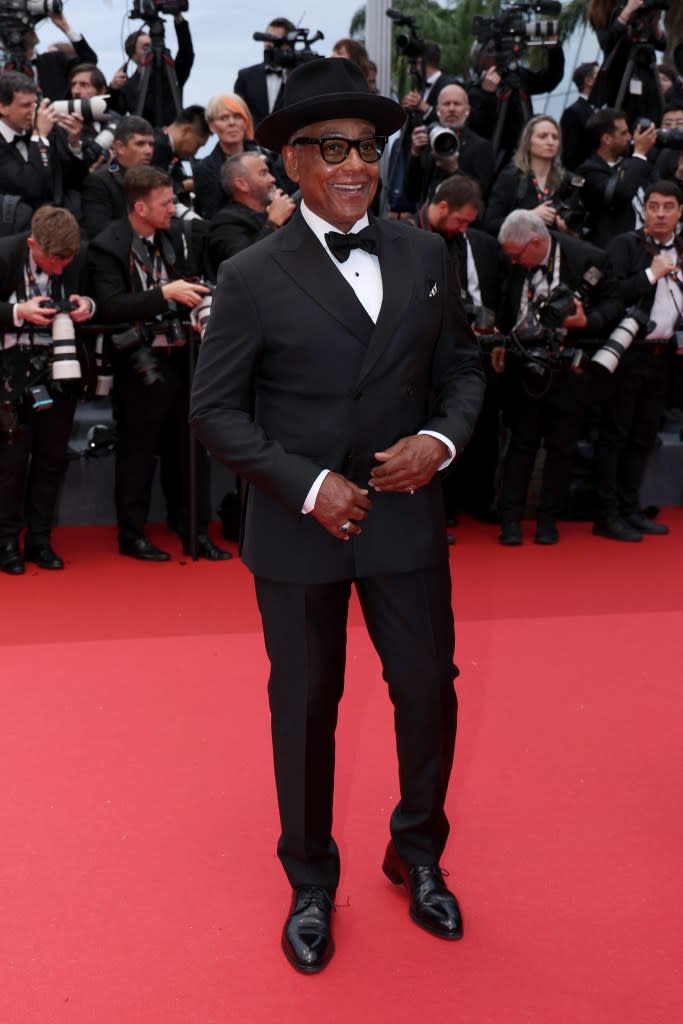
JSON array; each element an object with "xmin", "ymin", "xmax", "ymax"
[
  {"xmin": 310, "ymin": 472, "xmax": 372, "ymax": 541},
  {"xmin": 109, "ymin": 65, "xmax": 128, "ymax": 91},
  {"xmin": 15, "ymin": 296, "xmax": 57, "ymax": 327},
  {"xmin": 410, "ymin": 124, "xmax": 429, "ymax": 156},
  {"xmin": 633, "ymin": 121, "xmax": 657, "ymax": 157},
  {"xmin": 267, "ymin": 189, "xmax": 296, "ymax": 227},
  {"xmin": 491, "ymin": 345, "xmax": 506, "ymax": 373},
  {"xmin": 35, "ymin": 98, "xmax": 56, "ymax": 138},
  {"xmin": 161, "ymin": 279, "xmax": 210, "ymax": 308},
  {"xmin": 68, "ymin": 295, "xmax": 93, "ymax": 323},
  {"xmin": 434, "ymin": 152, "xmax": 459, "ymax": 174},
  {"xmin": 402, "ymin": 89, "xmax": 427, "ymax": 113},
  {"xmin": 55, "ymin": 111, "xmax": 83, "ymax": 147},
  {"xmin": 532, "ymin": 200, "xmax": 558, "ymax": 226},
  {"xmin": 369, "ymin": 435, "xmax": 449, "ymax": 493},
  {"xmin": 481, "ymin": 67, "xmax": 501, "ymax": 94},
  {"xmin": 650, "ymin": 252, "xmax": 675, "ymax": 281},
  {"xmin": 563, "ymin": 298, "xmax": 588, "ymax": 330},
  {"xmin": 49, "ymin": 11, "xmax": 71, "ymax": 34}
]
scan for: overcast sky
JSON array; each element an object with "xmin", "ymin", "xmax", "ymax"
[{"xmin": 36, "ymin": 0, "xmax": 365, "ymax": 106}]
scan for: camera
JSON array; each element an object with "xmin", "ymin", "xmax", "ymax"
[
  {"xmin": 472, "ymin": 2, "xmax": 561, "ymax": 76},
  {"xmin": 0, "ymin": 0, "xmax": 62, "ymax": 51},
  {"xmin": 386, "ymin": 8, "xmax": 426, "ymax": 62},
  {"xmin": 36, "ymin": 299, "xmax": 83, "ymax": 382},
  {"xmin": 130, "ymin": 0, "xmax": 188, "ymax": 21},
  {"xmin": 50, "ymin": 96, "xmax": 109, "ymax": 124},
  {"xmin": 253, "ymin": 27, "xmax": 323, "ymax": 71},
  {"xmin": 82, "ymin": 121, "xmax": 117, "ymax": 165},
  {"xmin": 94, "ymin": 334, "xmax": 113, "ymax": 397},
  {"xmin": 189, "ymin": 285, "xmax": 213, "ymax": 337},
  {"xmin": 592, "ymin": 308, "xmax": 654, "ymax": 374},
  {"xmin": 551, "ymin": 172, "xmax": 586, "ymax": 232},
  {"xmin": 111, "ymin": 325, "xmax": 163, "ymax": 386},
  {"xmin": 429, "ymin": 123, "xmax": 459, "ymax": 159},
  {"xmin": 635, "ymin": 118, "xmax": 683, "ymax": 151},
  {"xmin": 0, "ymin": 348, "xmax": 52, "ymax": 439}
]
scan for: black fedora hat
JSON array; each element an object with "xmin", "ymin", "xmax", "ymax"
[{"xmin": 255, "ymin": 57, "xmax": 406, "ymax": 152}]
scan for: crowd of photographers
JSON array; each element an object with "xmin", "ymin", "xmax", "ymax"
[{"xmin": 0, "ymin": 0, "xmax": 682, "ymax": 575}]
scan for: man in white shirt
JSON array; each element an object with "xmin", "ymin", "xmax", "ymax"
[{"xmin": 190, "ymin": 58, "xmax": 485, "ymax": 974}]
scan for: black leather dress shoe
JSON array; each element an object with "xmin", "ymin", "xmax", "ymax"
[
  {"xmin": 118, "ymin": 536, "xmax": 171, "ymax": 561},
  {"xmin": 281, "ymin": 886, "xmax": 335, "ymax": 974},
  {"xmin": 627, "ymin": 512, "xmax": 669, "ymax": 535},
  {"xmin": 499, "ymin": 520, "xmax": 523, "ymax": 546},
  {"xmin": 183, "ymin": 535, "xmax": 233, "ymax": 560},
  {"xmin": 24, "ymin": 543, "xmax": 64, "ymax": 570},
  {"xmin": 534, "ymin": 517, "xmax": 559, "ymax": 545},
  {"xmin": 592, "ymin": 517, "xmax": 642, "ymax": 542},
  {"xmin": 0, "ymin": 541, "xmax": 25, "ymax": 575},
  {"xmin": 382, "ymin": 841, "xmax": 463, "ymax": 940}
]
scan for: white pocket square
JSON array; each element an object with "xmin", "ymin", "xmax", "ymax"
[{"xmin": 427, "ymin": 281, "xmax": 438, "ymax": 299}]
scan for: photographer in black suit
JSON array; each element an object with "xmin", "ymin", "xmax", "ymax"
[
  {"xmin": 560, "ymin": 62, "xmax": 599, "ymax": 171},
  {"xmin": 4, "ymin": 9, "xmax": 98, "ymax": 101},
  {"xmin": 234, "ymin": 17, "xmax": 295, "ymax": 128},
  {"xmin": 595, "ymin": 180, "xmax": 683, "ymax": 540},
  {"xmin": 80, "ymin": 116, "xmax": 155, "ymax": 239},
  {"xmin": 494, "ymin": 211, "xmax": 622, "ymax": 545},
  {"xmin": 87, "ymin": 166, "xmax": 229, "ymax": 562},
  {"xmin": 0, "ymin": 207, "xmax": 94, "ymax": 575}
]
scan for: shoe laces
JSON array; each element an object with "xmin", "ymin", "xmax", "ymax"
[{"xmin": 296, "ymin": 886, "xmax": 336, "ymax": 913}]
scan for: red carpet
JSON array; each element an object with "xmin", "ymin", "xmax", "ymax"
[{"xmin": 1, "ymin": 516, "xmax": 681, "ymax": 1023}]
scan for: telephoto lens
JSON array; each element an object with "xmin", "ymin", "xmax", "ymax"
[
  {"xmin": 591, "ymin": 308, "xmax": 651, "ymax": 374},
  {"xmin": 94, "ymin": 334, "xmax": 113, "ymax": 397},
  {"xmin": 428, "ymin": 124, "xmax": 459, "ymax": 158},
  {"xmin": 50, "ymin": 96, "xmax": 109, "ymax": 124},
  {"xmin": 190, "ymin": 290, "xmax": 213, "ymax": 337},
  {"xmin": 51, "ymin": 311, "xmax": 82, "ymax": 382}
]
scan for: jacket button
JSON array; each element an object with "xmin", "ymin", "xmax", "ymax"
[{"xmin": 354, "ymin": 391, "xmax": 364, "ymax": 401}]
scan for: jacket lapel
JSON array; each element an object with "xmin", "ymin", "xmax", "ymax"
[{"xmin": 357, "ymin": 220, "xmax": 415, "ymax": 384}]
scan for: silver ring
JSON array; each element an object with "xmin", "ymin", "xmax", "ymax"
[
  {"xmin": 339, "ymin": 521, "xmax": 351, "ymax": 533},
  {"xmin": 410, "ymin": 489, "xmax": 415, "ymax": 495}
]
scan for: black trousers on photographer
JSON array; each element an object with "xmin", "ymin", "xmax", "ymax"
[
  {"xmin": 0, "ymin": 379, "xmax": 76, "ymax": 547},
  {"xmin": 112, "ymin": 345, "xmax": 210, "ymax": 543}
]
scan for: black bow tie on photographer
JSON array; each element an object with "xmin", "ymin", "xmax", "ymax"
[
  {"xmin": 325, "ymin": 227, "xmax": 377, "ymax": 263},
  {"xmin": 657, "ymin": 242, "xmax": 676, "ymax": 252},
  {"xmin": 266, "ymin": 67, "xmax": 283, "ymax": 76},
  {"xmin": 11, "ymin": 133, "xmax": 32, "ymax": 147}
]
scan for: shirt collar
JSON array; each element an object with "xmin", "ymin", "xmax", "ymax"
[
  {"xmin": 0, "ymin": 120, "xmax": 20, "ymax": 144},
  {"xmin": 300, "ymin": 199, "xmax": 369, "ymax": 246}
]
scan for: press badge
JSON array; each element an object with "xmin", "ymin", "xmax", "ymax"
[{"xmin": 630, "ymin": 78, "xmax": 643, "ymax": 96}]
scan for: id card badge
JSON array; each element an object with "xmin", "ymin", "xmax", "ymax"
[{"xmin": 630, "ymin": 77, "xmax": 643, "ymax": 96}]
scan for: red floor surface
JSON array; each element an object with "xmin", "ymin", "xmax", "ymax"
[{"xmin": 1, "ymin": 515, "xmax": 681, "ymax": 1023}]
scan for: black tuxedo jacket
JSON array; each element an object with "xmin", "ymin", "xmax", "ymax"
[
  {"xmin": 0, "ymin": 233, "xmax": 87, "ymax": 329},
  {"xmin": 577, "ymin": 152, "xmax": 655, "ymax": 249},
  {"xmin": 501, "ymin": 231, "xmax": 623, "ymax": 339},
  {"xmin": 86, "ymin": 217, "xmax": 197, "ymax": 325},
  {"xmin": 80, "ymin": 166, "xmax": 126, "ymax": 239},
  {"xmin": 0, "ymin": 129, "xmax": 84, "ymax": 210},
  {"xmin": 190, "ymin": 211, "xmax": 485, "ymax": 584},
  {"xmin": 606, "ymin": 228, "xmax": 683, "ymax": 316},
  {"xmin": 560, "ymin": 96, "xmax": 594, "ymax": 172},
  {"xmin": 449, "ymin": 228, "xmax": 501, "ymax": 314},
  {"xmin": 207, "ymin": 202, "xmax": 277, "ymax": 274},
  {"xmin": 234, "ymin": 63, "xmax": 284, "ymax": 127}
]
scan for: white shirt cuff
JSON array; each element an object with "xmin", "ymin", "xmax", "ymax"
[
  {"xmin": 419, "ymin": 430, "xmax": 456, "ymax": 470},
  {"xmin": 13, "ymin": 304, "xmax": 23, "ymax": 327},
  {"xmin": 632, "ymin": 152, "xmax": 647, "ymax": 161},
  {"xmin": 302, "ymin": 469, "xmax": 330, "ymax": 514},
  {"xmin": 645, "ymin": 267, "xmax": 656, "ymax": 286}
]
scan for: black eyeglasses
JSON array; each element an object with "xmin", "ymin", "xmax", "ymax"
[{"xmin": 292, "ymin": 135, "xmax": 387, "ymax": 164}]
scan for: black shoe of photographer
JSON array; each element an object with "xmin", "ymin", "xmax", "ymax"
[
  {"xmin": 499, "ymin": 519, "xmax": 523, "ymax": 546},
  {"xmin": 534, "ymin": 516, "xmax": 559, "ymax": 545},
  {"xmin": 592, "ymin": 517, "xmax": 642, "ymax": 542},
  {"xmin": 281, "ymin": 886, "xmax": 335, "ymax": 974},
  {"xmin": 24, "ymin": 542, "xmax": 64, "ymax": 570},
  {"xmin": 0, "ymin": 540, "xmax": 25, "ymax": 575},
  {"xmin": 118, "ymin": 535, "xmax": 171, "ymax": 561},
  {"xmin": 627, "ymin": 512, "xmax": 669, "ymax": 536},
  {"xmin": 382, "ymin": 841, "xmax": 463, "ymax": 940},
  {"xmin": 183, "ymin": 534, "xmax": 233, "ymax": 560}
]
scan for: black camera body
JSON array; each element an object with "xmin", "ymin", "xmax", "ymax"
[
  {"xmin": 254, "ymin": 28, "xmax": 323, "ymax": 71},
  {"xmin": 629, "ymin": 0, "xmax": 670, "ymax": 44},
  {"xmin": 635, "ymin": 118, "xmax": 683, "ymax": 151},
  {"xmin": 0, "ymin": 0, "xmax": 63, "ymax": 52},
  {"xmin": 130, "ymin": 0, "xmax": 188, "ymax": 22},
  {"xmin": 472, "ymin": 2, "xmax": 561, "ymax": 75}
]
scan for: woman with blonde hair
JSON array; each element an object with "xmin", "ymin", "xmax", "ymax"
[
  {"xmin": 484, "ymin": 116, "xmax": 583, "ymax": 236},
  {"xmin": 193, "ymin": 93, "xmax": 263, "ymax": 218}
]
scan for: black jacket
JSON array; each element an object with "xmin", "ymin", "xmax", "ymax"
[
  {"xmin": 32, "ymin": 37, "xmax": 98, "ymax": 101},
  {"xmin": 233, "ymin": 63, "xmax": 284, "ymax": 128},
  {"xmin": 0, "ymin": 129, "xmax": 85, "ymax": 211},
  {"xmin": 560, "ymin": 96, "xmax": 595, "ymax": 172},
  {"xmin": 576, "ymin": 152, "xmax": 655, "ymax": 249},
  {"xmin": 80, "ymin": 165, "xmax": 127, "ymax": 240},
  {"xmin": 606, "ymin": 228, "xmax": 683, "ymax": 317},
  {"xmin": 207, "ymin": 202, "xmax": 279, "ymax": 275},
  {"xmin": 107, "ymin": 19, "xmax": 194, "ymax": 126},
  {"xmin": 589, "ymin": 6, "xmax": 665, "ymax": 125},
  {"xmin": 403, "ymin": 124, "xmax": 495, "ymax": 204}
]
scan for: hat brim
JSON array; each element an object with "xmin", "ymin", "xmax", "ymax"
[{"xmin": 255, "ymin": 92, "xmax": 406, "ymax": 152}]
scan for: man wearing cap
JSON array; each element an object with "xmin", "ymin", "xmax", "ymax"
[{"xmin": 190, "ymin": 58, "xmax": 485, "ymax": 973}]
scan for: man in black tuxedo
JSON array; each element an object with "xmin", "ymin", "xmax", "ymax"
[
  {"xmin": 190, "ymin": 58, "xmax": 485, "ymax": 974},
  {"xmin": 0, "ymin": 206, "xmax": 94, "ymax": 575},
  {"xmin": 410, "ymin": 174, "xmax": 503, "ymax": 523},
  {"xmin": 578, "ymin": 107, "xmax": 657, "ymax": 248},
  {"xmin": 234, "ymin": 17, "xmax": 295, "ymax": 128},
  {"xmin": 207, "ymin": 151, "xmax": 295, "ymax": 275},
  {"xmin": 494, "ymin": 210, "xmax": 622, "ymax": 545},
  {"xmin": 0, "ymin": 71, "xmax": 86, "ymax": 211},
  {"xmin": 152, "ymin": 104, "xmax": 209, "ymax": 212},
  {"xmin": 560, "ymin": 62, "xmax": 598, "ymax": 172},
  {"xmin": 66, "ymin": 63, "xmax": 120, "ymax": 171},
  {"xmin": 87, "ymin": 166, "xmax": 229, "ymax": 563},
  {"xmin": 80, "ymin": 115, "xmax": 154, "ymax": 239},
  {"xmin": 595, "ymin": 181, "xmax": 683, "ymax": 541},
  {"xmin": 4, "ymin": 9, "xmax": 98, "ymax": 101},
  {"xmin": 403, "ymin": 83, "xmax": 496, "ymax": 205}
]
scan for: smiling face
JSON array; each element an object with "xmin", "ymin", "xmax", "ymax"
[{"xmin": 282, "ymin": 118, "xmax": 379, "ymax": 232}]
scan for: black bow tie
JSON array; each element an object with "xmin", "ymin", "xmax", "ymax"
[
  {"xmin": 265, "ymin": 67, "xmax": 283, "ymax": 76},
  {"xmin": 11, "ymin": 133, "xmax": 32, "ymax": 147},
  {"xmin": 657, "ymin": 242, "xmax": 676, "ymax": 252},
  {"xmin": 325, "ymin": 226, "xmax": 377, "ymax": 263}
]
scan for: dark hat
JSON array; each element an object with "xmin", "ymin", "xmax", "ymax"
[{"xmin": 255, "ymin": 58, "xmax": 406, "ymax": 152}]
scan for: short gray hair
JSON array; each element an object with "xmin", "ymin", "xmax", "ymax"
[{"xmin": 498, "ymin": 210, "xmax": 550, "ymax": 247}]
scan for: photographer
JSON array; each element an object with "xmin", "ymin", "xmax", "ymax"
[
  {"xmin": 0, "ymin": 206, "xmax": 93, "ymax": 575},
  {"xmin": 577, "ymin": 107, "xmax": 657, "ymax": 248},
  {"xmin": 66, "ymin": 63, "xmax": 120, "ymax": 171},
  {"xmin": 494, "ymin": 211, "xmax": 622, "ymax": 545},
  {"xmin": 403, "ymin": 83, "xmax": 495, "ymax": 205},
  {"xmin": 593, "ymin": 181, "xmax": 683, "ymax": 540},
  {"xmin": 4, "ymin": 9, "xmax": 98, "ymax": 102},
  {"xmin": 560, "ymin": 62, "xmax": 599, "ymax": 172},
  {"xmin": 467, "ymin": 5, "xmax": 565, "ymax": 167},
  {"xmin": 86, "ymin": 166, "xmax": 229, "ymax": 562},
  {"xmin": 234, "ymin": 17, "xmax": 295, "ymax": 127},
  {"xmin": 80, "ymin": 115, "xmax": 155, "ymax": 239},
  {"xmin": 588, "ymin": 0, "xmax": 667, "ymax": 125},
  {"xmin": 152, "ymin": 104, "xmax": 210, "ymax": 207},
  {"xmin": 654, "ymin": 103, "xmax": 683, "ymax": 191},
  {"xmin": 108, "ymin": 10, "xmax": 194, "ymax": 127},
  {"xmin": 0, "ymin": 72, "xmax": 87, "ymax": 212}
]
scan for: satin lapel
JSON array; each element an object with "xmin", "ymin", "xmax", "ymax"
[
  {"xmin": 357, "ymin": 222, "xmax": 414, "ymax": 384},
  {"xmin": 271, "ymin": 212, "xmax": 375, "ymax": 345}
]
